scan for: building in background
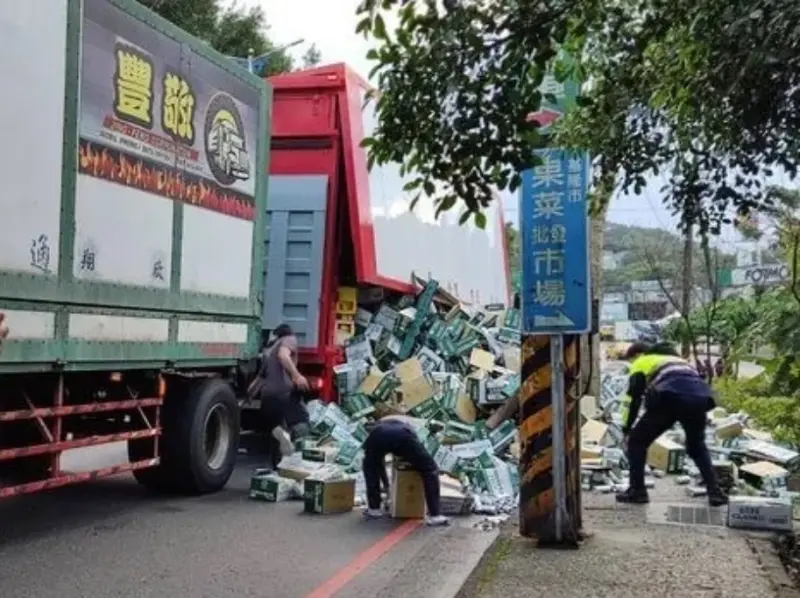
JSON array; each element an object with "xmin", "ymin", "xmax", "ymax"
[{"xmin": 603, "ymin": 251, "xmax": 621, "ymax": 271}]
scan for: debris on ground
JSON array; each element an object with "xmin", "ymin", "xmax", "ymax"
[
  {"xmin": 591, "ymin": 362, "xmax": 798, "ymax": 532},
  {"xmin": 249, "ymin": 281, "xmax": 522, "ymax": 519}
]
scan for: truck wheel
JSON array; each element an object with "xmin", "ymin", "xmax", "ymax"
[
  {"xmin": 167, "ymin": 377, "xmax": 241, "ymax": 494},
  {"xmin": 128, "ymin": 377, "xmax": 240, "ymax": 495}
]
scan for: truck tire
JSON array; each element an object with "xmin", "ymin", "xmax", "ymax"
[{"xmin": 129, "ymin": 377, "xmax": 240, "ymax": 495}]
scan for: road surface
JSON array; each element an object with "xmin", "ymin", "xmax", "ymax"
[{"xmin": 0, "ymin": 440, "xmax": 494, "ymax": 598}]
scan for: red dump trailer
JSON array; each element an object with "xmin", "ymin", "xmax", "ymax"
[{"xmin": 263, "ymin": 64, "xmax": 512, "ymax": 400}]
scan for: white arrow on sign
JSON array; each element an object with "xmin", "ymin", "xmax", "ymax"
[{"xmin": 533, "ymin": 312, "xmax": 575, "ymax": 328}]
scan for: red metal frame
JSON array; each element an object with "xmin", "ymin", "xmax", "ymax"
[
  {"xmin": 270, "ymin": 64, "xmax": 417, "ymax": 299},
  {"xmin": 267, "ymin": 64, "xmax": 513, "ymax": 396},
  {"xmin": 271, "ymin": 64, "xmax": 512, "ymax": 305},
  {"xmin": 268, "ymin": 71, "xmax": 342, "ymax": 368},
  {"xmin": 0, "ymin": 460, "xmax": 159, "ymax": 499},
  {"xmin": 0, "ymin": 373, "xmax": 163, "ymax": 499}
]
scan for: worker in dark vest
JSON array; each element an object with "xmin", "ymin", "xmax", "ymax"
[
  {"xmin": 617, "ymin": 341, "xmax": 728, "ymax": 506},
  {"xmin": 362, "ymin": 419, "xmax": 449, "ymax": 527}
]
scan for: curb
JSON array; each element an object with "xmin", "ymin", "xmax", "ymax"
[
  {"xmin": 368, "ymin": 519, "xmax": 502, "ymax": 598},
  {"xmin": 746, "ymin": 535, "xmax": 800, "ymax": 598},
  {"xmin": 453, "ymin": 523, "xmax": 514, "ymax": 598}
]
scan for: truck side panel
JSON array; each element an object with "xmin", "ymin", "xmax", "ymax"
[
  {"xmin": 0, "ymin": 3, "xmax": 69, "ymax": 289},
  {"xmin": 0, "ymin": 0, "xmax": 271, "ymax": 373}
]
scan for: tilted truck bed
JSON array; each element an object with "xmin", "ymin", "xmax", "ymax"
[
  {"xmin": 0, "ymin": 0, "xmax": 271, "ymax": 375},
  {"xmin": 261, "ymin": 64, "xmax": 511, "ymax": 396}
]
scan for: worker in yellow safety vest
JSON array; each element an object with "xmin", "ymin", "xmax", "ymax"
[{"xmin": 618, "ymin": 341, "xmax": 728, "ymax": 507}]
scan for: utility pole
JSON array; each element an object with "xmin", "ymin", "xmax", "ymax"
[{"xmin": 680, "ymin": 224, "xmax": 693, "ymax": 359}]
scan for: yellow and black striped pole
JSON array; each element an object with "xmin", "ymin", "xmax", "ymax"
[{"xmin": 519, "ymin": 333, "xmax": 581, "ymax": 546}]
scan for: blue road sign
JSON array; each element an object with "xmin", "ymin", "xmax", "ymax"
[{"xmin": 520, "ymin": 148, "xmax": 591, "ymax": 334}]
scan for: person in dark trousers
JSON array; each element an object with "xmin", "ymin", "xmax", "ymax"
[
  {"xmin": 618, "ymin": 341, "xmax": 728, "ymax": 507},
  {"xmin": 362, "ymin": 419, "xmax": 450, "ymax": 526},
  {"xmin": 250, "ymin": 324, "xmax": 309, "ymax": 468}
]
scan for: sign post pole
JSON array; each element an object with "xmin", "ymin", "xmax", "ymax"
[
  {"xmin": 518, "ymin": 150, "xmax": 589, "ymax": 547},
  {"xmin": 518, "ymin": 58, "xmax": 588, "ymax": 546},
  {"xmin": 550, "ymin": 334, "xmax": 567, "ymax": 543}
]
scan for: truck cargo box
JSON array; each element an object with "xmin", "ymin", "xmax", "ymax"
[{"xmin": 0, "ymin": 0, "xmax": 271, "ymax": 374}]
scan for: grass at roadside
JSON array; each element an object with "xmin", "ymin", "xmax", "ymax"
[{"xmin": 472, "ymin": 535, "xmax": 513, "ymax": 596}]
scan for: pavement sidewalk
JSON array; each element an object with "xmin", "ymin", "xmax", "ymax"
[{"xmin": 458, "ymin": 481, "xmax": 799, "ymax": 598}]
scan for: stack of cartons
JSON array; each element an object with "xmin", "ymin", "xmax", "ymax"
[{"xmin": 249, "ymin": 282, "xmax": 524, "ymax": 518}]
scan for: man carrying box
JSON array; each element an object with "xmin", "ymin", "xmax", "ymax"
[{"xmin": 362, "ymin": 419, "xmax": 450, "ymax": 527}]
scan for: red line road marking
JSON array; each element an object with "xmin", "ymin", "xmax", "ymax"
[{"xmin": 303, "ymin": 519, "xmax": 422, "ymax": 598}]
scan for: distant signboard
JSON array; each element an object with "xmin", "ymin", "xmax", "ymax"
[
  {"xmin": 520, "ymin": 149, "xmax": 591, "ymax": 334},
  {"xmin": 726, "ymin": 265, "xmax": 789, "ymax": 287}
]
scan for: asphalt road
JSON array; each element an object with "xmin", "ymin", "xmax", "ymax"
[{"xmin": 0, "ymin": 441, "xmax": 495, "ymax": 598}]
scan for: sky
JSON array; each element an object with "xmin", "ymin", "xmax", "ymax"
[{"xmin": 238, "ymin": 0, "xmax": 797, "ymax": 254}]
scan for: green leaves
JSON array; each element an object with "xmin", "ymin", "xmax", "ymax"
[
  {"xmin": 354, "ymin": 0, "xmax": 566, "ymax": 224},
  {"xmin": 143, "ymin": 0, "xmax": 295, "ymax": 74},
  {"xmin": 356, "ymin": 0, "xmax": 800, "ymax": 233}
]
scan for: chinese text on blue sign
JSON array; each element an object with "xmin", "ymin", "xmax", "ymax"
[{"xmin": 520, "ymin": 149, "xmax": 590, "ymax": 334}]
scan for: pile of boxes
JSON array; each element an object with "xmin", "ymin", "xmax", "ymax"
[
  {"xmin": 250, "ymin": 281, "xmax": 523, "ymax": 519},
  {"xmin": 583, "ymin": 364, "xmax": 799, "ymax": 532}
]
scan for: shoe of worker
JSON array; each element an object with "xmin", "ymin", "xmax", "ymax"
[
  {"xmin": 272, "ymin": 427, "xmax": 294, "ymax": 457},
  {"xmin": 426, "ymin": 515, "xmax": 450, "ymax": 527},
  {"xmin": 708, "ymin": 491, "xmax": 729, "ymax": 507},
  {"xmin": 363, "ymin": 508, "xmax": 386, "ymax": 520},
  {"xmin": 615, "ymin": 488, "xmax": 650, "ymax": 504}
]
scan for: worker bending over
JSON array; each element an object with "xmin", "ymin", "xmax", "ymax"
[
  {"xmin": 617, "ymin": 341, "xmax": 728, "ymax": 507},
  {"xmin": 362, "ymin": 419, "xmax": 449, "ymax": 526}
]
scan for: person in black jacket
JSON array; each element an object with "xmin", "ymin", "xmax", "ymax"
[
  {"xmin": 250, "ymin": 324, "xmax": 310, "ymax": 468},
  {"xmin": 362, "ymin": 419, "xmax": 450, "ymax": 527}
]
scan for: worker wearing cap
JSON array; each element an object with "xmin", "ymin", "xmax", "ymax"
[
  {"xmin": 362, "ymin": 418, "xmax": 450, "ymax": 527},
  {"xmin": 618, "ymin": 341, "xmax": 728, "ymax": 506}
]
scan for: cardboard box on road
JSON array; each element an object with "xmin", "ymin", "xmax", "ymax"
[
  {"xmin": 250, "ymin": 470, "xmax": 296, "ymax": 502},
  {"xmin": 581, "ymin": 419, "xmax": 614, "ymax": 447},
  {"xmin": 301, "ymin": 445, "xmax": 339, "ymax": 463},
  {"xmin": 727, "ymin": 496, "xmax": 793, "ymax": 531},
  {"xmin": 647, "ymin": 435, "xmax": 686, "ymax": 474},
  {"xmin": 391, "ymin": 464, "xmax": 426, "ymax": 519},
  {"xmin": 279, "ymin": 458, "xmax": 323, "ymax": 481},
  {"xmin": 303, "ymin": 478, "xmax": 356, "ymax": 514}
]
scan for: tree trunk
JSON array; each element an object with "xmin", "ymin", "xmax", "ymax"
[
  {"xmin": 680, "ymin": 224, "xmax": 694, "ymax": 358},
  {"xmin": 581, "ymin": 179, "xmax": 611, "ymax": 399}
]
